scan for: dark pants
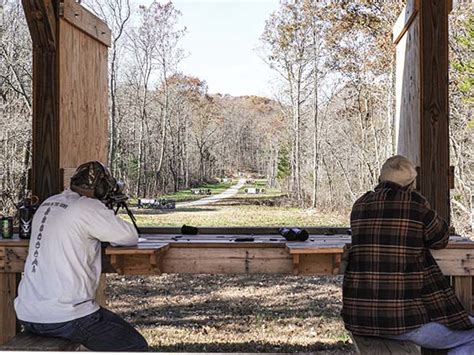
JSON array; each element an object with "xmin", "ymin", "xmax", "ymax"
[{"xmin": 20, "ymin": 307, "xmax": 148, "ymax": 352}]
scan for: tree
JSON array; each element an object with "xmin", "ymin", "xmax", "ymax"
[
  {"xmin": 0, "ymin": 0, "xmax": 32, "ymax": 210},
  {"xmin": 125, "ymin": 0, "xmax": 185, "ymax": 195},
  {"xmin": 260, "ymin": 0, "xmax": 314, "ymax": 202}
]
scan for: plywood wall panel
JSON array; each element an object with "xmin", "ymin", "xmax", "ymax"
[
  {"xmin": 58, "ymin": 19, "xmax": 108, "ymax": 168},
  {"xmin": 395, "ymin": 13, "xmax": 421, "ymax": 166}
]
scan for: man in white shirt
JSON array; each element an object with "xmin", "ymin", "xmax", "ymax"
[{"xmin": 14, "ymin": 161, "xmax": 148, "ymax": 351}]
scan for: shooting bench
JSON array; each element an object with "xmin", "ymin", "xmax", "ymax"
[
  {"xmin": 191, "ymin": 188, "xmax": 212, "ymax": 195},
  {"xmin": 137, "ymin": 198, "xmax": 176, "ymax": 210},
  {"xmin": 244, "ymin": 187, "xmax": 265, "ymax": 194},
  {"xmin": 1, "ymin": 228, "xmax": 473, "ymax": 351}
]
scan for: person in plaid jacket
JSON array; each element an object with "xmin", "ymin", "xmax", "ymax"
[{"xmin": 342, "ymin": 155, "xmax": 474, "ymax": 353}]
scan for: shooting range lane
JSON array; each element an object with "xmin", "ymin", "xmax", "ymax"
[{"xmin": 177, "ymin": 178, "xmax": 246, "ymax": 208}]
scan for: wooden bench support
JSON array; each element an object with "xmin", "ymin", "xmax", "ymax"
[
  {"xmin": 95, "ymin": 273, "xmax": 107, "ymax": 307},
  {"xmin": 106, "ymin": 244, "xmax": 170, "ymax": 275},
  {"xmin": 0, "ymin": 273, "xmax": 21, "ymax": 345},
  {"xmin": 292, "ymin": 254, "xmax": 300, "ymax": 275},
  {"xmin": 453, "ymin": 276, "xmax": 473, "ymax": 313},
  {"xmin": 0, "ymin": 333, "xmax": 80, "ymax": 351}
]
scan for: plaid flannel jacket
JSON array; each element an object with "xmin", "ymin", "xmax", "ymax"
[{"xmin": 342, "ymin": 181, "xmax": 472, "ymax": 336}]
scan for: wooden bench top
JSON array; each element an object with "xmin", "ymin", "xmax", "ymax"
[{"xmin": 1, "ymin": 234, "xmax": 473, "ymax": 250}]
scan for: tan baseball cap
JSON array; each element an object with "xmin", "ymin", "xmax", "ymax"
[{"xmin": 379, "ymin": 155, "xmax": 417, "ymax": 187}]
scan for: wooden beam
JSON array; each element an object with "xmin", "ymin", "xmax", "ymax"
[
  {"xmin": 32, "ymin": 49, "xmax": 60, "ymax": 203},
  {"xmin": 393, "ymin": 0, "xmax": 419, "ymax": 44},
  {"xmin": 453, "ymin": 276, "xmax": 472, "ymax": 313},
  {"xmin": 419, "ymin": 0, "xmax": 450, "ymax": 222},
  {"xmin": 394, "ymin": 7, "xmax": 421, "ymax": 166},
  {"xmin": 22, "ymin": 0, "xmax": 61, "ymax": 203},
  {"xmin": 59, "ymin": 0, "xmax": 111, "ymax": 47},
  {"xmin": 95, "ymin": 274, "xmax": 107, "ymax": 307},
  {"xmin": 447, "ymin": 0, "xmax": 453, "ymax": 13},
  {"xmin": 21, "ymin": 0, "xmax": 57, "ymax": 50},
  {"xmin": 0, "ymin": 273, "xmax": 21, "ymax": 345}
]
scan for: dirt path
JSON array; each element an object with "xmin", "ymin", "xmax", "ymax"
[{"xmin": 177, "ymin": 178, "xmax": 246, "ymax": 208}]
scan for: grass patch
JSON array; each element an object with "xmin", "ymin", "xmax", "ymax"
[{"xmin": 129, "ymin": 204, "xmax": 348, "ymax": 227}]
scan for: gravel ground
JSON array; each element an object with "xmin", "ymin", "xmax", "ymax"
[{"xmin": 106, "ymin": 274, "xmax": 355, "ymax": 353}]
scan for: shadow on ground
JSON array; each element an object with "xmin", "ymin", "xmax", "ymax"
[{"xmin": 107, "ymin": 274, "xmax": 351, "ymax": 353}]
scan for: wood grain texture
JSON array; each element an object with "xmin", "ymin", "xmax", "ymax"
[
  {"xmin": 3, "ymin": 236, "xmax": 474, "ymax": 275},
  {"xmin": 22, "ymin": 0, "xmax": 62, "ymax": 204},
  {"xmin": 0, "ymin": 273, "xmax": 21, "ymax": 345},
  {"xmin": 395, "ymin": 10, "xmax": 421, "ymax": 166},
  {"xmin": 420, "ymin": 0, "xmax": 450, "ymax": 222},
  {"xmin": 0, "ymin": 333, "xmax": 80, "ymax": 351},
  {"xmin": 351, "ymin": 335, "xmax": 420, "ymax": 354},
  {"xmin": 60, "ymin": 0, "xmax": 111, "ymax": 47},
  {"xmin": 59, "ymin": 18, "xmax": 108, "ymax": 168},
  {"xmin": 21, "ymin": 0, "xmax": 57, "ymax": 50},
  {"xmin": 453, "ymin": 276, "xmax": 473, "ymax": 313},
  {"xmin": 161, "ymin": 247, "xmax": 293, "ymax": 275},
  {"xmin": 394, "ymin": 0, "xmax": 451, "ymax": 222},
  {"xmin": 31, "ymin": 48, "xmax": 61, "ymax": 203},
  {"xmin": 431, "ymin": 249, "xmax": 474, "ymax": 276},
  {"xmin": 95, "ymin": 273, "xmax": 107, "ymax": 307},
  {"xmin": 298, "ymin": 254, "xmax": 335, "ymax": 275},
  {"xmin": 0, "ymin": 247, "xmax": 29, "ymax": 273},
  {"xmin": 393, "ymin": 0, "xmax": 419, "ymax": 44}
]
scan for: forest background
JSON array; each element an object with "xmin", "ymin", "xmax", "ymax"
[{"xmin": 1, "ymin": 0, "xmax": 473, "ymax": 235}]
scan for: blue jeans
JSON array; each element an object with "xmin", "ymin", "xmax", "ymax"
[
  {"xmin": 20, "ymin": 307, "xmax": 148, "ymax": 352},
  {"xmin": 386, "ymin": 317, "xmax": 474, "ymax": 355}
]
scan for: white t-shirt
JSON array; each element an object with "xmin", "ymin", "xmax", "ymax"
[{"xmin": 14, "ymin": 189, "xmax": 138, "ymax": 323}]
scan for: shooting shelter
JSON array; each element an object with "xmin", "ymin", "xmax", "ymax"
[{"xmin": 1, "ymin": 0, "xmax": 472, "ymax": 349}]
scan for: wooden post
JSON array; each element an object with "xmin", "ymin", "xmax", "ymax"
[
  {"xmin": 394, "ymin": 0, "xmax": 451, "ymax": 222},
  {"xmin": 0, "ymin": 273, "xmax": 21, "ymax": 345},
  {"xmin": 454, "ymin": 276, "xmax": 473, "ymax": 314},
  {"xmin": 95, "ymin": 274, "xmax": 107, "ymax": 308},
  {"xmin": 22, "ymin": 0, "xmax": 61, "ymax": 203},
  {"xmin": 419, "ymin": 0, "xmax": 450, "ymax": 223}
]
